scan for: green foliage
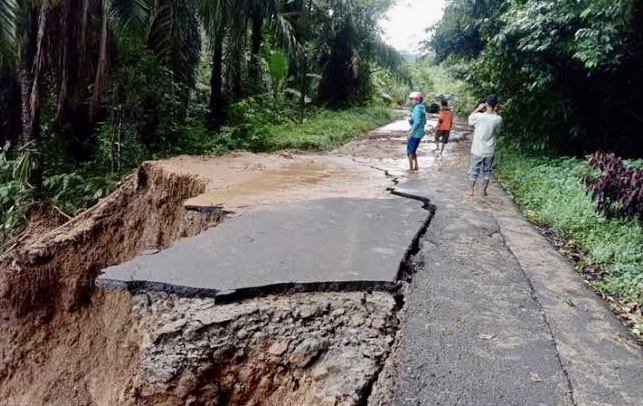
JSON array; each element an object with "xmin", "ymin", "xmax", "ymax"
[
  {"xmin": 0, "ymin": 0, "xmax": 17, "ymax": 73},
  {"xmin": 428, "ymin": 0, "xmax": 643, "ymax": 156},
  {"xmin": 415, "ymin": 62, "xmax": 479, "ymax": 115},
  {"xmin": 496, "ymin": 144, "xmax": 642, "ymax": 329},
  {"xmin": 268, "ymin": 51, "xmax": 288, "ymax": 81},
  {"xmin": 215, "ymin": 105, "xmax": 398, "ymax": 153},
  {"xmin": 423, "ymin": 0, "xmax": 506, "ymax": 62},
  {"xmin": 105, "ymin": 41, "xmax": 191, "ymax": 153},
  {"xmin": 258, "ymin": 106, "xmax": 399, "ymax": 151},
  {"xmin": 94, "ymin": 121, "xmax": 152, "ymax": 170},
  {"xmin": 147, "ymin": 0, "xmax": 201, "ymax": 87},
  {"xmin": 0, "ymin": 142, "xmax": 122, "ymax": 247},
  {"xmin": 41, "ymin": 170, "xmax": 119, "ymax": 216},
  {"xmin": 0, "ymin": 144, "xmax": 30, "ymax": 243},
  {"xmin": 370, "ymin": 64, "xmax": 413, "ymax": 106}
]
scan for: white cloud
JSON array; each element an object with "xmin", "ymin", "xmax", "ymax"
[{"xmin": 380, "ymin": 0, "xmax": 445, "ymax": 52}]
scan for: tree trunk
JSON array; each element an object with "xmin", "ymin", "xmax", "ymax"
[
  {"xmin": 229, "ymin": 16, "xmax": 248, "ymax": 102},
  {"xmin": 56, "ymin": 0, "xmax": 74, "ymax": 119},
  {"xmin": 79, "ymin": 0, "xmax": 90, "ymax": 74},
  {"xmin": 89, "ymin": 0, "xmax": 108, "ymax": 122},
  {"xmin": 208, "ymin": 25, "xmax": 226, "ymax": 131},
  {"xmin": 19, "ymin": 7, "xmax": 37, "ymax": 145},
  {"xmin": 248, "ymin": 10, "xmax": 264, "ymax": 95},
  {"xmin": 20, "ymin": 1, "xmax": 49, "ymax": 194},
  {"xmin": 299, "ymin": 0, "xmax": 313, "ymax": 123}
]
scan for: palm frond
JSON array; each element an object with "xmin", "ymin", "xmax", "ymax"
[
  {"xmin": 198, "ymin": 0, "xmax": 227, "ymax": 42},
  {"xmin": 148, "ymin": 0, "xmax": 201, "ymax": 87},
  {"xmin": 110, "ymin": 0, "xmax": 154, "ymax": 33},
  {"xmin": 368, "ymin": 38, "xmax": 411, "ymax": 85},
  {"xmin": 0, "ymin": 0, "xmax": 19, "ymax": 72},
  {"xmin": 265, "ymin": 3, "xmax": 297, "ymax": 53}
]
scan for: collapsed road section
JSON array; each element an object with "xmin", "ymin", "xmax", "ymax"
[
  {"xmin": 0, "ymin": 123, "xmax": 426, "ymax": 405},
  {"xmin": 97, "ymin": 197, "xmax": 428, "ymax": 298},
  {"xmin": 93, "ymin": 195, "xmax": 435, "ymax": 405}
]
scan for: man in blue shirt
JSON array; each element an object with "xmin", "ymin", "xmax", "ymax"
[{"xmin": 407, "ymin": 91, "xmax": 427, "ymax": 171}]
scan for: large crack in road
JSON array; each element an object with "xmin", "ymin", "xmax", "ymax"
[
  {"xmin": 113, "ymin": 189, "xmax": 436, "ymax": 405},
  {"xmin": 88, "ymin": 120, "xmax": 443, "ymax": 404}
]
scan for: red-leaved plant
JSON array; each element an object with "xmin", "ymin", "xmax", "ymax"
[{"xmin": 584, "ymin": 151, "xmax": 643, "ymax": 222}]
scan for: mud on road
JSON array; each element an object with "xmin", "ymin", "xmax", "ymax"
[{"xmin": 0, "ymin": 116, "xmax": 459, "ymax": 406}]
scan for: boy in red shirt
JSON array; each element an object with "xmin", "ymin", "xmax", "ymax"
[{"xmin": 433, "ymin": 99, "xmax": 454, "ymax": 158}]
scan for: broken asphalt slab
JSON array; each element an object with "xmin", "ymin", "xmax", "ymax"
[
  {"xmin": 97, "ymin": 197, "xmax": 430, "ymax": 299},
  {"xmin": 391, "ymin": 176, "xmax": 643, "ymax": 405}
]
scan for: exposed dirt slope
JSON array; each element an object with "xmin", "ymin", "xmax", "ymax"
[{"xmin": 0, "ymin": 163, "xmax": 221, "ymax": 405}]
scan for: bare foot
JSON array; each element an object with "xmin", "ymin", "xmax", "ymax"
[{"xmin": 466, "ymin": 189, "xmax": 474, "ymax": 197}]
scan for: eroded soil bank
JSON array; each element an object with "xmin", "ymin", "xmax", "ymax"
[
  {"xmin": 0, "ymin": 121, "xmax": 424, "ymax": 405},
  {"xmin": 131, "ymin": 291, "xmax": 398, "ymax": 406},
  {"xmin": 0, "ymin": 163, "xmax": 220, "ymax": 405}
]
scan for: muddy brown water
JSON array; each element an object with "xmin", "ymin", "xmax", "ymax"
[{"xmin": 178, "ymin": 116, "xmax": 470, "ymax": 214}]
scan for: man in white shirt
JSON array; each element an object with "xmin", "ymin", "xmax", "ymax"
[{"xmin": 467, "ymin": 94, "xmax": 503, "ymax": 196}]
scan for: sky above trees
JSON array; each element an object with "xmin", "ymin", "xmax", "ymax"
[{"xmin": 380, "ymin": 0, "xmax": 445, "ymax": 51}]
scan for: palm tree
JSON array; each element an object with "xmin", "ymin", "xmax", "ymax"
[
  {"xmin": 0, "ymin": 0, "xmax": 203, "ymax": 188},
  {"xmin": 199, "ymin": 0, "xmax": 296, "ymax": 130},
  {"xmin": 316, "ymin": 0, "xmax": 407, "ymax": 106}
]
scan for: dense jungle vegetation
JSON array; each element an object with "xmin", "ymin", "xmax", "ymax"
[{"xmin": 0, "ymin": 0, "xmax": 415, "ymax": 243}]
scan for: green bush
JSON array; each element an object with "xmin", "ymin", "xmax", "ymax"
[{"xmin": 0, "ymin": 145, "xmax": 30, "ymax": 245}]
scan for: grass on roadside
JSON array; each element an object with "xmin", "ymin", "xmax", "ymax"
[
  {"xmin": 495, "ymin": 145, "xmax": 643, "ymax": 337},
  {"xmin": 260, "ymin": 106, "xmax": 401, "ymax": 151},
  {"xmin": 177, "ymin": 106, "xmax": 401, "ymax": 155}
]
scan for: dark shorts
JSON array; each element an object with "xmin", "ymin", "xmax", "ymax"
[
  {"xmin": 407, "ymin": 137, "xmax": 422, "ymax": 156},
  {"xmin": 468, "ymin": 154, "xmax": 495, "ymax": 180},
  {"xmin": 435, "ymin": 130, "xmax": 451, "ymax": 143}
]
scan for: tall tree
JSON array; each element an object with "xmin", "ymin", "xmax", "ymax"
[{"xmin": 200, "ymin": 0, "xmax": 295, "ymax": 130}]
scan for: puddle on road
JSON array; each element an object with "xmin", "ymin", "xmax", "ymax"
[
  {"xmin": 182, "ymin": 119, "xmax": 467, "ymax": 212},
  {"xmin": 182, "ymin": 159, "xmax": 393, "ymax": 211},
  {"xmin": 230, "ymin": 162, "xmax": 336, "ymax": 190},
  {"xmin": 369, "ymin": 119, "xmax": 438, "ymax": 136},
  {"xmin": 185, "ymin": 162, "xmax": 340, "ymax": 205}
]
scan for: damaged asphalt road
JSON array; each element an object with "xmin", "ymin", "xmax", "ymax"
[
  {"xmin": 97, "ymin": 196, "xmax": 430, "ymax": 300},
  {"xmin": 93, "ymin": 120, "xmax": 643, "ymax": 405},
  {"xmin": 391, "ymin": 170, "xmax": 643, "ymax": 406}
]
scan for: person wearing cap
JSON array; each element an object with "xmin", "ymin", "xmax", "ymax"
[
  {"xmin": 407, "ymin": 91, "xmax": 427, "ymax": 171},
  {"xmin": 433, "ymin": 99, "xmax": 454, "ymax": 158},
  {"xmin": 467, "ymin": 94, "xmax": 503, "ymax": 196}
]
